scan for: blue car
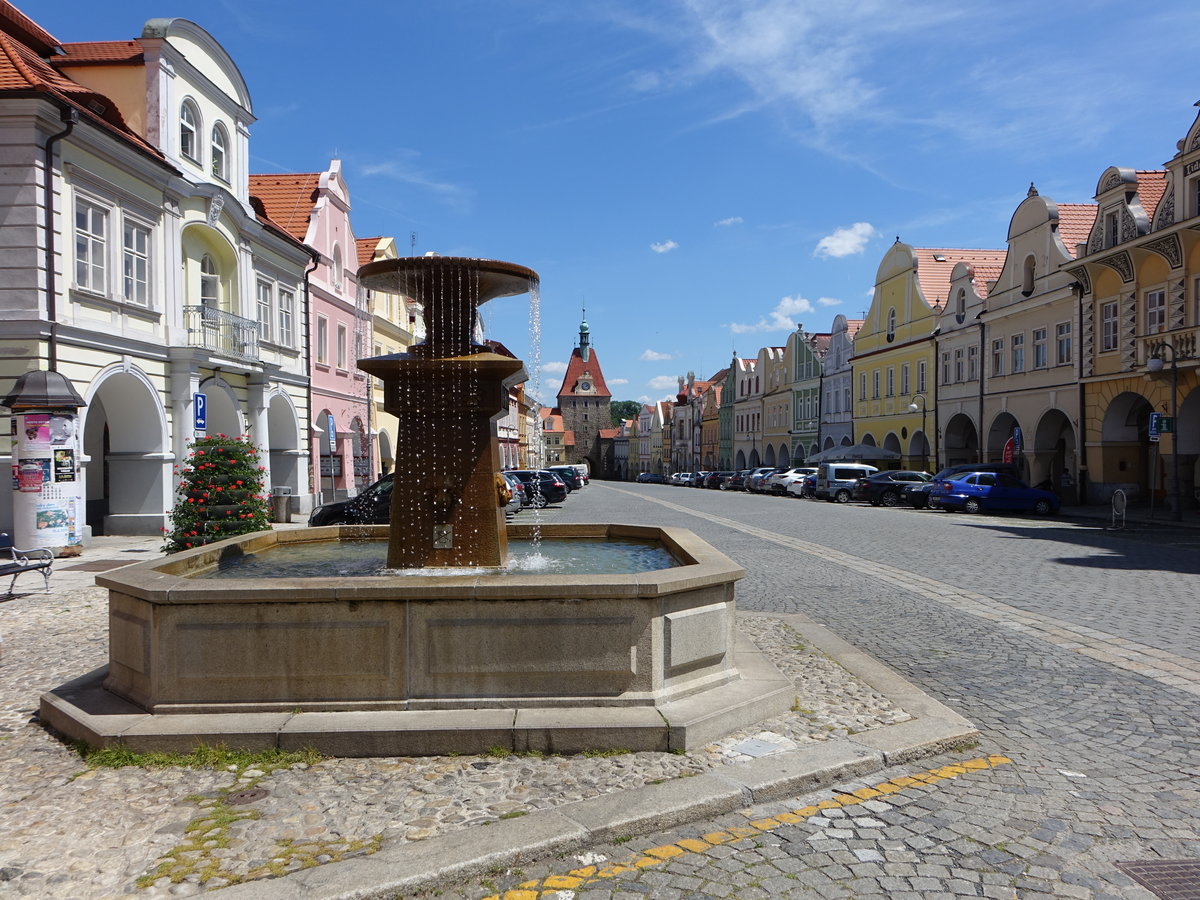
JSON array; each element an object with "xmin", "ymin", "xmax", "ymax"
[{"xmin": 929, "ymin": 471, "xmax": 1059, "ymax": 515}]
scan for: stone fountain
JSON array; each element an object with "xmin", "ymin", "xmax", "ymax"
[{"xmin": 40, "ymin": 255, "xmax": 791, "ymax": 756}]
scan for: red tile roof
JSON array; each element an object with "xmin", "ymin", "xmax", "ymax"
[
  {"xmin": 810, "ymin": 333, "xmax": 832, "ymax": 356},
  {"xmin": 0, "ymin": 1, "xmax": 59, "ymax": 55},
  {"xmin": 1055, "ymin": 203, "xmax": 1097, "ymax": 258},
  {"xmin": 248, "ymin": 173, "xmax": 320, "ymax": 243},
  {"xmin": 0, "ymin": 26, "xmax": 166, "ymax": 165},
  {"xmin": 598, "ymin": 427, "xmax": 619, "ymax": 439},
  {"xmin": 56, "ymin": 40, "xmax": 143, "ymax": 65},
  {"xmin": 845, "ymin": 319, "xmax": 864, "ymax": 338},
  {"xmin": 1135, "ymin": 170, "xmax": 1167, "ymax": 226},
  {"xmin": 563, "ymin": 430, "xmax": 576, "ymax": 447},
  {"xmin": 557, "ymin": 346, "xmax": 612, "ymax": 399},
  {"xmin": 356, "ymin": 237, "xmax": 382, "ymax": 268},
  {"xmin": 914, "ymin": 248, "xmax": 1007, "ymax": 308},
  {"xmin": 971, "ymin": 264, "xmax": 1004, "ymax": 299}
]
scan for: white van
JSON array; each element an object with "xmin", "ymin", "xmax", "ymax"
[{"xmin": 815, "ymin": 463, "xmax": 878, "ymax": 502}]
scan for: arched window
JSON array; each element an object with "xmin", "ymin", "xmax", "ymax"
[
  {"xmin": 1022, "ymin": 255, "xmax": 1035, "ymax": 296},
  {"xmin": 332, "ymin": 244, "xmax": 343, "ymax": 290},
  {"xmin": 955, "ymin": 289, "xmax": 966, "ymax": 324},
  {"xmin": 200, "ymin": 254, "xmax": 219, "ymax": 308},
  {"xmin": 180, "ymin": 101, "xmax": 199, "ymax": 161},
  {"xmin": 211, "ymin": 123, "xmax": 229, "ymax": 181},
  {"xmin": 886, "ymin": 307, "xmax": 897, "ymax": 341}
]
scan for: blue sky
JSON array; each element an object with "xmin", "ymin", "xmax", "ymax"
[{"xmin": 40, "ymin": 0, "xmax": 1199, "ymax": 406}]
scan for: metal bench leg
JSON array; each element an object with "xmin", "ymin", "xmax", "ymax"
[{"xmin": 41, "ymin": 568, "xmax": 51, "ymax": 593}]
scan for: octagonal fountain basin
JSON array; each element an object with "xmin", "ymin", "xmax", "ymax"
[{"xmin": 40, "ymin": 524, "xmax": 793, "ymax": 756}]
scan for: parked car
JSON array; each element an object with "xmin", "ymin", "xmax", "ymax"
[
  {"xmin": 704, "ymin": 471, "xmax": 735, "ymax": 489},
  {"xmin": 815, "ymin": 463, "xmax": 879, "ymax": 502},
  {"xmin": 547, "ymin": 465, "xmax": 583, "ymax": 492},
  {"xmin": 745, "ymin": 467, "xmax": 778, "ymax": 493},
  {"xmin": 722, "ymin": 470, "xmax": 750, "ymax": 491},
  {"xmin": 308, "ymin": 473, "xmax": 393, "ymax": 525},
  {"xmin": 926, "ymin": 463, "xmax": 1021, "ymax": 509},
  {"xmin": 853, "ymin": 470, "xmax": 931, "ymax": 507},
  {"xmin": 506, "ymin": 470, "xmax": 568, "ymax": 507},
  {"xmin": 787, "ymin": 472, "xmax": 818, "ymax": 499},
  {"xmin": 765, "ymin": 466, "xmax": 817, "ymax": 495},
  {"xmin": 501, "ymin": 472, "xmax": 524, "ymax": 515},
  {"xmin": 636, "ymin": 471, "xmax": 666, "ymax": 484},
  {"xmin": 930, "ymin": 471, "xmax": 1060, "ymax": 515},
  {"xmin": 903, "ymin": 481, "xmax": 937, "ymax": 509}
]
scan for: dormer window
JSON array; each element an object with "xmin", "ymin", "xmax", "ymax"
[
  {"xmin": 1104, "ymin": 210, "xmax": 1120, "ymax": 248},
  {"xmin": 211, "ymin": 123, "xmax": 229, "ymax": 181},
  {"xmin": 886, "ymin": 307, "xmax": 897, "ymax": 341},
  {"xmin": 954, "ymin": 289, "xmax": 966, "ymax": 324},
  {"xmin": 180, "ymin": 100, "xmax": 199, "ymax": 162}
]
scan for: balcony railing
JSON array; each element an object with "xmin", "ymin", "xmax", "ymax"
[
  {"xmin": 1137, "ymin": 326, "xmax": 1198, "ymax": 369},
  {"xmin": 183, "ymin": 305, "xmax": 260, "ymax": 362}
]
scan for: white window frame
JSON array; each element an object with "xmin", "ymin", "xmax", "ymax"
[
  {"xmin": 885, "ymin": 367, "xmax": 894, "ymax": 397},
  {"xmin": 967, "ymin": 345, "xmax": 978, "ymax": 380},
  {"xmin": 1145, "ymin": 288, "xmax": 1166, "ymax": 335},
  {"xmin": 1011, "ymin": 333, "xmax": 1025, "ymax": 374},
  {"xmin": 180, "ymin": 100, "xmax": 200, "ymax": 162},
  {"xmin": 316, "ymin": 315, "xmax": 329, "ymax": 365},
  {"xmin": 256, "ymin": 279, "xmax": 273, "ymax": 343},
  {"xmin": 917, "ymin": 360, "xmax": 927, "ymax": 393},
  {"xmin": 200, "ymin": 254, "xmax": 219, "ymax": 309},
  {"xmin": 872, "ymin": 370, "xmax": 880, "ymax": 399},
  {"xmin": 992, "ymin": 338, "xmax": 1005, "ymax": 376},
  {"xmin": 211, "ymin": 122, "xmax": 229, "ymax": 181},
  {"xmin": 278, "ymin": 289, "xmax": 295, "ymax": 347},
  {"xmin": 953, "ymin": 347, "xmax": 964, "ymax": 382},
  {"xmin": 886, "ymin": 307, "xmax": 897, "ymax": 341},
  {"xmin": 1100, "ymin": 301, "xmax": 1118, "ymax": 352},
  {"xmin": 74, "ymin": 196, "xmax": 108, "ymax": 294},
  {"xmin": 900, "ymin": 363, "xmax": 910, "ymax": 397},
  {"xmin": 337, "ymin": 322, "xmax": 348, "ymax": 370},
  {"xmin": 1033, "ymin": 327, "xmax": 1048, "ymax": 369},
  {"xmin": 121, "ymin": 216, "xmax": 152, "ymax": 306},
  {"xmin": 1055, "ymin": 322, "xmax": 1072, "ymax": 366}
]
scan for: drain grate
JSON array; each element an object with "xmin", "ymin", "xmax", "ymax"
[
  {"xmin": 1116, "ymin": 859, "xmax": 1200, "ymax": 899},
  {"xmin": 226, "ymin": 788, "xmax": 269, "ymax": 806}
]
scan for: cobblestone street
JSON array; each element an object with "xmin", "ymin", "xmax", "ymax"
[{"xmin": 426, "ymin": 483, "xmax": 1200, "ymax": 899}]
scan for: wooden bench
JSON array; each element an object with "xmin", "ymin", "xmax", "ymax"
[{"xmin": 1, "ymin": 533, "xmax": 52, "ymax": 596}]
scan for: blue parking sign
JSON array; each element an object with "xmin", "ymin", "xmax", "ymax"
[
  {"xmin": 194, "ymin": 392, "xmax": 207, "ymax": 431},
  {"xmin": 1148, "ymin": 412, "xmax": 1162, "ymax": 442}
]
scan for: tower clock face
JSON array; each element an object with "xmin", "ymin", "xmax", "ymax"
[{"xmin": 580, "ymin": 381, "xmax": 591, "ymax": 392}]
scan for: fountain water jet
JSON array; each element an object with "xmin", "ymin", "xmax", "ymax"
[{"xmin": 40, "ymin": 255, "xmax": 792, "ymax": 756}]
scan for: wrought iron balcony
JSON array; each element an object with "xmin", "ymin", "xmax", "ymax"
[{"xmin": 182, "ymin": 305, "xmax": 260, "ymax": 362}]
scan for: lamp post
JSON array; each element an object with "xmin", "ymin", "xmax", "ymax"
[
  {"xmin": 908, "ymin": 393, "xmax": 929, "ymax": 472},
  {"xmin": 1146, "ymin": 342, "xmax": 1182, "ymax": 522}
]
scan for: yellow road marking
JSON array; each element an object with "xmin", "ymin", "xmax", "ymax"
[{"xmin": 484, "ymin": 755, "xmax": 1012, "ymax": 899}]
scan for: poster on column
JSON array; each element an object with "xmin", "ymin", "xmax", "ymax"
[{"xmin": 20, "ymin": 413, "xmax": 51, "ymax": 450}]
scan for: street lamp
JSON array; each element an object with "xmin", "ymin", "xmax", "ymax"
[
  {"xmin": 1146, "ymin": 341, "xmax": 1182, "ymax": 522},
  {"xmin": 908, "ymin": 393, "xmax": 929, "ymax": 472}
]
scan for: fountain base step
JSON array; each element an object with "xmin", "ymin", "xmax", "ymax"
[{"xmin": 40, "ymin": 634, "xmax": 792, "ymax": 755}]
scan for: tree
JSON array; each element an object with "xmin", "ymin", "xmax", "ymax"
[
  {"xmin": 610, "ymin": 400, "xmax": 642, "ymax": 426},
  {"xmin": 163, "ymin": 434, "xmax": 272, "ymax": 553}
]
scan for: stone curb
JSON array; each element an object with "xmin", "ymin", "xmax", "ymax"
[{"xmin": 215, "ymin": 611, "xmax": 977, "ymax": 899}]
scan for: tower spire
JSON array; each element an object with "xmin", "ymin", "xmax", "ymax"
[{"xmin": 579, "ymin": 306, "xmax": 590, "ymax": 362}]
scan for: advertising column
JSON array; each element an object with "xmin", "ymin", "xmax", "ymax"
[{"xmin": 11, "ymin": 410, "xmax": 84, "ymax": 556}]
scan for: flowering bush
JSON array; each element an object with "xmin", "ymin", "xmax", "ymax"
[{"xmin": 162, "ymin": 434, "xmax": 272, "ymax": 553}]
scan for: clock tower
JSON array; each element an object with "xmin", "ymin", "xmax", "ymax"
[{"xmin": 555, "ymin": 310, "xmax": 612, "ymax": 469}]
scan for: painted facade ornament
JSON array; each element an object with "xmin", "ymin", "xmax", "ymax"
[
  {"xmin": 1171, "ymin": 278, "xmax": 1187, "ymax": 330},
  {"xmin": 1100, "ymin": 170, "xmax": 1125, "ymax": 193},
  {"xmin": 1154, "ymin": 184, "xmax": 1175, "ymax": 230},
  {"xmin": 1122, "ymin": 290, "xmax": 1138, "ymax": 371},
  {"xmin": 1096, "ymin": 251, "xmax": 1134, "ymax": 283},
  {"xmin": 207, "ymin": 193, "xmax": 224, "ymax": 226},
  {"xmin": 1143, "ymin": 234, "xmax": 1183, "ymax": 269},
  {"xmin": 1066, "ymin": 266, "xmax": 1091, "ymax": 297}
]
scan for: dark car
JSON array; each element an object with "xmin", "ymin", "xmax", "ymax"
[
  {"xmin": 502, "ymin": 472, "xmax": 525, "ymax": 514},
  {"xmin": 704, "ymin": 471, "xmax": 734, "ymax": 489},
  {"xmin": 723, "ymin": 470, "xmax": 750, "ymax": 491},
  {"xmin": 308, "ymin": 473, "xmax": 392, "ymax": 526},
  {"xmin": 547, "ymin": 465, "xmax": 583, "ymax": 492},
  {"xmin": 903, "ymin": 481, "xmax": 937, "ymax": 509},
  {"xmin": 636, "ymin": 471, "xmax": 666, "ymax": 484},
  {"xmin": 853, "ymin": 470, "xmax": 931, "ymax": 507},
  {"xmin": 507, "ymin": 469, "xmax": 568, "ymax": 507},
  {"xmin": 930, "ymin": 471, "xmax": 1059, "ymax": 515},
  {"xmin": 745, "ymin": 467, "xmax": 778, "ymax": 493}
]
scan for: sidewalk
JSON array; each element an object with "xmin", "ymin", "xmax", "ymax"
[{"xmin": 1059, "ymin": 499, "xmax": 1200, "ymax": 530}]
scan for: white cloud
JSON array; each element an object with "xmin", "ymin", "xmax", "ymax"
[
  {"xmin": 728, "ymin": 294, "xmax": 815, "ymax": 333},
  {"xmin": 650, "ymin": 240, "xmax": 679, "ymax": 254},
  {"xmin": 637, "ymin": 394, "xmax": 653, "ymax": 404},
  {"xmin": 814, "ymin": 222, "xmax": 876, "ymax": 258},
  {"xmin": 640, "ymin": 349, "xmax": 674, "ymax": 361},
  {"xmin": 609, "ymin": 377, "xmax": 629, "ymax": 385},
  {"xmin": 542, "ymin": 361, "xmax": 568, "ymax": 374},
  {"xmin": 647, "ymin": 375, "xmax": 680, "ymax": 391},
  {"xmin": 359, "ymin": 152, "xmax": 470, "ymax": 207},
  {"xmin": 714, "ymin": 216, "xmax": 744, "ymax": 227},
  {"xmin": 818, "ymin": 296, "xmax": 842, "ymax": 307}
]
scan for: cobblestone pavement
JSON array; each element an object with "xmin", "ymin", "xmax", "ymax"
[
  {"xmin": 0, "ymin": 512, "xmax": 908, "ymax": 898},
  {"xmin": 420, "ymin": 484, "xmax": 1200, "ymax": 899}
]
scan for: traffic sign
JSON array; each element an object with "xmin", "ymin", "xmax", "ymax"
[
  {"xmin": 1149, "ymin": 412, "xmax": 1162, "ymax": 442},
  {"xmin": 1159, "ymin": 416, "xmax": 1175, "ymax": 434},
  {"xmin": 193, "ymin": 392, "xmax": 207, "ymax": 432}
]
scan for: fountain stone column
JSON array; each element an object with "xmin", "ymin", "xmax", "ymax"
[{"xmin": 356, "ymin": 256, "xmax": 534, "ymax": 568}]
